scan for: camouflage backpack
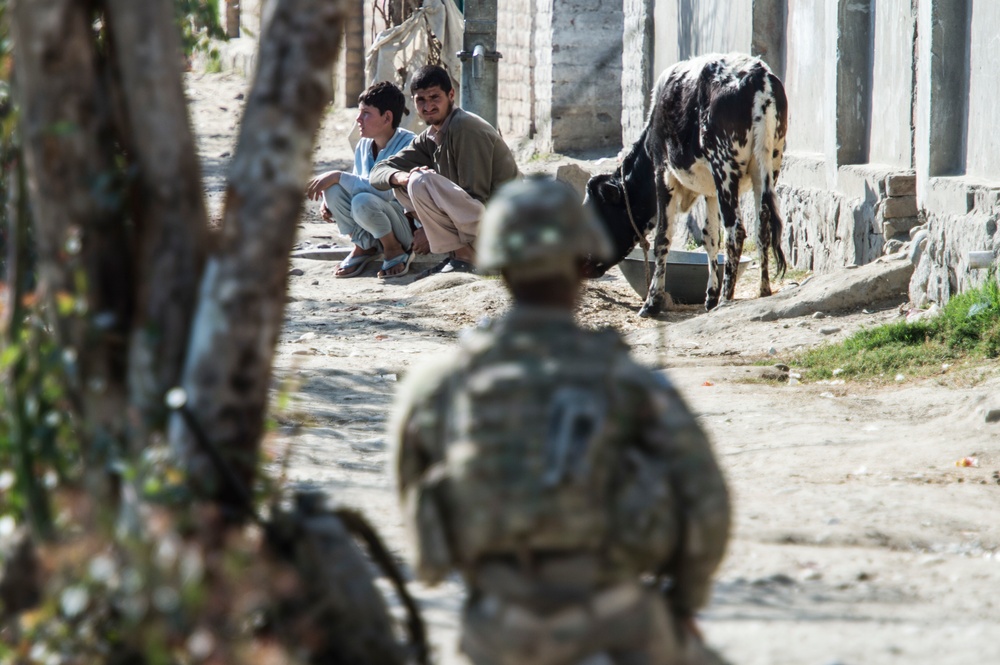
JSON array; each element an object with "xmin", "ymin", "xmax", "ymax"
[{"xmin": 410, "ymin": 319, "xmax": 678, "ymax": 582}]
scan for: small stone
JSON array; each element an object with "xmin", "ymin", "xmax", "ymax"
[
  {"xmin": 289, "ymin": 268, "xmax": 305, "ymax": 276},
  {"xmin": 768, "ymin": 346, "xmax": 778, "ymax": 355},
  {"xmin": 832, "ymin": 368, "xmax": 844, "ymax": 376},
  {"xmin": 819, "ymin": 326, "xmax": 841, "ymax": 335},
  {"xmin": 311, "ymin": 280, "xmax": 319, "ymax": 286},
  {"xmin": 774, "ymin": 363, "xmax": 790, "ymax": 372},
  {"xmin": 883, "ymin": 239, "xmax": 904, "ymax": 255},
  {"xmin": 297, "ymin": 332, "xmax": 317, "ymax": 342},
  {"xmin": 219, "ymin": 151, "xmax": 231, "ymax": 158},
  {"xmin": 235, "ymin": 92, "xmax": 245, "ymax": 100},
  {"xmin": 985, "ymin": 409, "xmax": 1000, "ymax": 424},
  {"xmin": 812, "ymin": 311, "xmax": 826, "ymax": 319},
  {"xmin": 895, "ymin": 374, "xmax": 905, "ymax": 382}
]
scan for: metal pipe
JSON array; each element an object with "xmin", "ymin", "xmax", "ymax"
[{"xmin": 457, "ymin": 0, "xmax": 500, "ymax": 127}]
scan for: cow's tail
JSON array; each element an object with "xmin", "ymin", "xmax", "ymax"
[
  {"xmin": 763, "ymin": 184, "xmax": 786, "ymax": 277},
  {"xmin": 752, "ymin": 86, "xmax": 787, "ymax": 278}
]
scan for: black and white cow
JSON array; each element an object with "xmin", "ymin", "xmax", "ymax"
[{"xmin": 584, "ymin": 53, "xmax": 789, "ymax": 316}]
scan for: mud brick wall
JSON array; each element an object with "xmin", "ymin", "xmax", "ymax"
[{"xmin": 497, "ymin": 0, "xmax": 535, "ymax": 139}]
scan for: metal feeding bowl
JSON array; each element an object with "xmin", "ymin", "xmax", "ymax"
[{"xmin": 618, "ymin": 247, "xmax": 752, "ymax": 303}]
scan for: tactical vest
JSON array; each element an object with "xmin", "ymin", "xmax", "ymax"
[{"xmin": 411, "ymin": 320, "xmax": 677, "ymax": 582}]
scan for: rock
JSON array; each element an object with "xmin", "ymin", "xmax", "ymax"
[
  {"xmin": 739, "ymin": 366, "xmax": 788, "ymax": 382},
  {"xmin": 985, "ymin": 409, "xmax": 1000, "ymax": 424},
  {"xmin": 554, "ymin": 163, "xmax": 594, "ymax": 197},
  {"xmin": 905, "ymin": 302, "xmax": 941, "ymax": 323},
  {"xmin": 812, "ymin": 311, "xmax": 826, "ymax": 319},
  {"xmin": 882, "ymin": 195, "xmax": 917, "ymax": 219},
  {"xmin": 733, "ymin": 258, "xmax": 912, "ymax": 320},
  {"xmin": 909, "ymin": 229, "xmax": 929, "ymax": 266},
  {"xmin": 773, "ymin": 363, "xmax": 790, "ymax": 371},
  {"xmin": 883, "ymin": 238, "xmax": 904, "ymax": 255},
  {"xmin": 885, "ymin": 173, "xmax": 916, "ymax": 196},
  {"xmin": 289, "ymin": 268, "xmax": 305, "ymax": 276},
  {"xmin": 819, "ymin": 326, "xmax": 841, "ymax": 335}
]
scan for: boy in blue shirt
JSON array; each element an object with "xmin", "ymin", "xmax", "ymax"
[{"xmin": 306, "ymin": 82, "xmax": 417, "ymax": 278}]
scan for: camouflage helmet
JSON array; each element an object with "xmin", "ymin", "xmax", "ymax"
[{"xmin": 477, "ymin": 176, "xmax": 614, "ymax": 278}]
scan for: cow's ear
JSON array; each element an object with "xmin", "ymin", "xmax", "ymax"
[{"xmin": 595, "ymin": 178, "xmax": 621, "ymax": 205}]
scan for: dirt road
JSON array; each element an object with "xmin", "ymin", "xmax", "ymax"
[{"xmin": 189, "ymin": 72, "xmax": 1000, "ymax": 665}]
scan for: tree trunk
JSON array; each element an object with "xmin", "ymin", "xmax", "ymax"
[
  {"xmin": 168, "ymin": 0, "xmax": 346, "ymax": 512},
  {"xmin": 11, "ymin": 0, "xmax": 132, "ymax": 480},
  {"xmin": 103, "ymin": 0, "xmax": 211, "ymax": 446}
]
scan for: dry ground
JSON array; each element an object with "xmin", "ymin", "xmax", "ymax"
[{"xmin": 188, "ymin": 72, "xmax": 1000, "ymax": 665}]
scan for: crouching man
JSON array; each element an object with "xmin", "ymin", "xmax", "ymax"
[{"xmin": 369, "ymin": 65, "xmax": 519, "ymax": 278}]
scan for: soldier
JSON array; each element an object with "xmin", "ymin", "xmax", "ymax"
[{"xmin": 391, "ymin": 177, "xmax": 731, "ymax": 665}]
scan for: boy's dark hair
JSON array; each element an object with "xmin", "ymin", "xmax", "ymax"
[
  {"xmin": 359, "ymin": 81, "xmax": 410, "ymax": 129},
  {"xmin": 409, "ymin": 65, "xmax": 453, "ymax": 95}
]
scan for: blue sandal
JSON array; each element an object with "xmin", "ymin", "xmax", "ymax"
[
  {"xmin": 377, "ymin": 251, "xmax": 414, "ymax": 279},
  {"xmin": 335, "ymin": 251, "xmax": 381, "ymax": 278}
]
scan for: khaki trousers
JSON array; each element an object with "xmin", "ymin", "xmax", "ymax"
[{"xmin": 392, "ymin": 169, "xmax": 485, "ymax": 254}]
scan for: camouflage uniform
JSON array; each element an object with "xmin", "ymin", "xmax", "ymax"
[{"xmin": 392, "ymin": 179, "xmax": 730, "ymax": 665}]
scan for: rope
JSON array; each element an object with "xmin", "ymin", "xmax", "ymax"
[{"xmin": 619, "ymin": 165, "xmax": 651, "ymax": 293}]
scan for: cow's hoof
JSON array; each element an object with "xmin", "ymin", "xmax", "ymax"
[
  {"xmin": 705, "ymin": 296, "xmax": 720, "ymax": 311},
  {"xmin": 638, "ymin": 303, "xmax": 661, "ymax": 318}
]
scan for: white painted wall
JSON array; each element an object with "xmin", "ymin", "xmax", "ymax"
[
  {"xmin": 784, "ymin": 0, "xmax": 827, "ymax": 156},
  {"xmin": 965, "ymin": 1, "xmax": 1000, "ymax": 182},
  {"xmin": 869, "ymin": 0, "xmax": 916, "ymax": 167}
]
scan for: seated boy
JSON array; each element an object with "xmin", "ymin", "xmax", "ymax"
[{"xmin": 306, "ymin": 81, "xmax": 416, "ymax": 278}]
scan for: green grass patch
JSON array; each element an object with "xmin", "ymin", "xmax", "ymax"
[
  {"xmin": 203, "ymin": 48, "xmax": 223, "ymax": 74},
  {"xmin": 791, "ymin": 276, "xmax": 1000, "ymax": 382}
]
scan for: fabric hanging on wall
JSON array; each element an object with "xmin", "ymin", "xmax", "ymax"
[{"xmin": 363, "ymin": 0, "xmax": 465, "ymax": 134}]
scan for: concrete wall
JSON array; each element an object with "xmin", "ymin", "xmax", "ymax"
[
  {"xmin": 965, "ymin": 1, "xmax": 1000, "ymax": 182},
  {"xmin": 784, "ymin": 0, "xmax": 827, "ymax": 156},
  {"xmin": 869, "ymin": 0, "xmax": 916, "ymax": 167},
  {"xmin": 652, "ymin": 0, "xmax": 752, "ymax": 78}
]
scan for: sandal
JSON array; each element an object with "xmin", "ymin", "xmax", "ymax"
[
  {"xmin": 413, "ymin": 257, "xmax": 452, "ymax": 281},
  {"xmin": 334, "ymin": 251, "xmax": 381, "ymax": 278},
  {"xmin": 377, "ymin": 251, "xmax": 415, "ymax": 279},
  {"xmin": 440, "ymin": 259, "xmax": 477, "ymax": 275}
]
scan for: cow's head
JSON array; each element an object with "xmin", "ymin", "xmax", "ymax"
[{"xmin": 580, "ymin": 172, "xmax": 647, "ymax": 278}]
